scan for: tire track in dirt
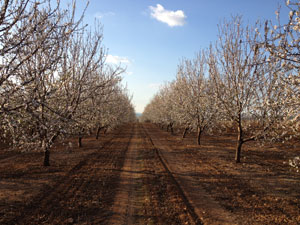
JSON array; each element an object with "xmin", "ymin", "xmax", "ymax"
[
  {"xmin": 4, "ymin": 125, "xmax": 134, "ymax": 225},
  {"xmin": 143, "ymin": 123, "xmax": 238, "ymax": 225},
  {"xmin": 108, "ymin": 123, "xmax": 143, "ymax": 224},
  {"xmin": 142, "ymin": 124, "xmax": 203, "ymax": 225},
  {"xmin": 0, "ymin": 153, "xmax": 21, "ymax": 163}
]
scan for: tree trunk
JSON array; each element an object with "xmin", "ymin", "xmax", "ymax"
[
  {"xmin": 235, "ymin": 140, "xmax": 243, "ymax": 163},
  {"xmin": 44, "ymin": 148, "xmax": 50, "ymax": 166},
  {"xmin": 42, "ymin": 133, "xmax": 59, "ymax": 167},
  {"xmin": 182, "ymin": 127, "xmax": 189, "ymax": 139},
  {"xmin": 197, "ymin": 126, "xmax": 202, "ymax": 145},
  {"xmin": 170, "ymin": 123, "xmax": 174, "ymax": 135},
  {"xmin": 78, "ymin": 136, "xmax": 82, "ymax": 148},
  {"xmin": 235, "ymin": 124, "xmax": 243, "ymax": 163},
  {"xmin": 96, "ymin": 126, "xmax": 102, "ymax": 140}
]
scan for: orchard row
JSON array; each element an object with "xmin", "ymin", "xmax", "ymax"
[
  {"xmin": 0, "ymin": 1, "xmax": 136, "ymax": 166},
  {"xmin": 142, "ymin": 1, "xmax": 299, "ymax": 163}
]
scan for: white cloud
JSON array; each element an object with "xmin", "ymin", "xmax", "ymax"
[
  {"xmin": 106, "ymin": 55, "xmax": 131, "ymax": 65},
  {"xmin": 149, "ymin": 4, "xmax": 186, "ymax": 27},
  {"xmin": 94, "ymin": 12, "xmax": 115, "ymax": 19}
]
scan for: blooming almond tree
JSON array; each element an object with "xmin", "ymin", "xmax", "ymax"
[
  {"xmin": 0, "ymin": 1, "xmax": 136, "ymax": 167},
  {"xmin": 142, "ymin": 86, "xmax": 175, "ymax": 131},
  {"xmin": 0, "ymin": 1, "xmax": 128, "ymax": 167},
  {"xmin": 209, "ymin": 16, "xmax": 289, "ymax": 163},
  {"xmin": 174, "ymin": 52, "xmax": 219, "ymax": 145},
  {"xmin": 59, "ymin": 24, "xmax": 108, "ymax": 148},
  {"xmin": 263, "ymin": 0, "xmax": 300, "ymax": 138},
  {"xmin": 0, "ymin": 0, "xmax": 80, "ymax": 114},
  {"xmin": 1, "ymin": 1, "xmax": 82, "ymax": 165},
  {"xmin": 157, "ymin": 83, "xmax": 178, "ymax": 134},
  {"xmin": 89, "ymin": 66, "xmax": 125, "ymax": 140}
]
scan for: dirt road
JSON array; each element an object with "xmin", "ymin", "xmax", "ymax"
[
  {"xmin": 108, "ymin": 123, "xmax": 197, "ymax": 224},
  {"xmin": 0, "ymin": 122, "xmax": 299, "ymax": 224}
]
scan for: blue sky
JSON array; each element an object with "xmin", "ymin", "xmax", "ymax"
[{"xmin": 72, "ymin": 0, "xmax": 289, "ymax": 113}]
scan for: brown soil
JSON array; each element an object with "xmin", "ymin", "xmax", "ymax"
[
  {"xmin": 0, "ymin": 122, "xmax": 299, "ymax": 224},
  {"xmin": 0, "ymin": 124, "xmax": 132, "ymax": 224},
  {"xmin": 145, "ymin": 123, "xmax": 300, "ymax": 225}
]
